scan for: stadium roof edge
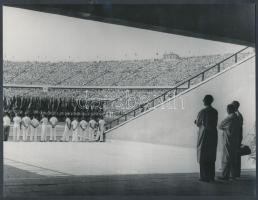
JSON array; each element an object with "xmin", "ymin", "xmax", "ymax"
[{"xmin": 5, "ymin": 4, "xmax": 255, "ymax": 46}]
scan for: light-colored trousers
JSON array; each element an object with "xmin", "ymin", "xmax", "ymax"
[
  {"xmin": 99, "ymin": 128, "xmax": 104, "ymax": 142},
  {"xmin": 83, "ymin": 128, "xmax": 90, "ymax": 141},
  {"xmin": 22, "ymin": 126, "xmax": 30, "ymax": 141},
  {"xmin": 72, "ymin": 129, "xmax": 78, "ymax": 142},
  {"xmin": 61, "ymin": 128, "xmax": 70, "ymax": 141},
  {"xmin": 50, "ymin": 127, "xmax": 57, "ymax": 141},
  {"xmin": 88, "ymin": 128, "xmax": 94, "ymax": 140},
  {"xmin": 13, "ymin": 125, "xmax": 20, "ymax": 141},
  {"xmin": 30, "ymin": 127, "xmax": 38, "ymax": 141},
  {"xmin": 79, "ymin": 129, "xmax": 85, "ymax": 141},
  {"xmin": 40, "ymin": 125, "xmax": 47, "ymax": 141}
]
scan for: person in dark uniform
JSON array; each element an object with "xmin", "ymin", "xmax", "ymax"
[
  {"xmin": 218, "ymin": 104, "xmax": 240, "ymax": 181},
  {"xmin": 231, "ymin": 101, "xmax": 243, "ymax": 177},
  {"xmin": 3, "ymin": 112, "xmax": 11, "ymax": 141},
  {"xmin": 194, "ymin": 95, "xmax": 218, "ymax": 182}
]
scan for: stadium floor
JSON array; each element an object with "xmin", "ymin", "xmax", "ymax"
[
  {"xmin": 4, "ymin": 140, "xmax": 201, "ymax": 176},
  {"xmin": 4, "ymin": 165, "xmax": 256, "ymax": 197},
  {"xmin": 3, "ymin": 140, "xmax": 256, "ymax": 197}
]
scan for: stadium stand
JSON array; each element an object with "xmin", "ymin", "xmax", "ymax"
[
  {"xmin": 3, "ymin": 51, "xmax": 252, "ymax": 122},
  {"xmin": 5, "ymin": 53, "xmax": 249, "ymax": 86}
]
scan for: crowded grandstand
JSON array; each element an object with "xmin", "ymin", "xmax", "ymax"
[
  {"xmin": 3, "ymin": 51, "xmax": 252, "ymax": 142},
  {"xmin": 4, "ymin": 51, "xmax": 251, "ymax": 116}
]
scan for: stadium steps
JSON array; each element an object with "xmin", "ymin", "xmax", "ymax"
[{"xmin": 104, "ymin": 46, "xmax": 253, "ymax": 133}]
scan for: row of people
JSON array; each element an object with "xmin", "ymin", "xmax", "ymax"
[
  {"xmin": 3, "ymin": 113, "xmax": 106, "ymax": 142},
  {"xmin": 61, "ymin": 116, "xmax": 105, "ymax": 142},
  {"xmin": 3, "ymin": 95, "xmax": 104, "ymax": 120}
]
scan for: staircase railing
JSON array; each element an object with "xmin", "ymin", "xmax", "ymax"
[{"xmin": 105, "ymin": 46, "xmax": 252, "ymax": 131}]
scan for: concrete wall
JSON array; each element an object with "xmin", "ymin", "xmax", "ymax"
[{"xmin": 106, "ymin": 56, "xmax": 256, "ymax": 151}]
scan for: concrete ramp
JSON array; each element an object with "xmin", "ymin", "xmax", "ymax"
[{"xmin": 106, "ymin": 55, "xmax": 256, "ymax": 168}]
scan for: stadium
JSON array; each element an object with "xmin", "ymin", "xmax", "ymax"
[{"xmin": 3, "ymin": 4, "xmax": 256, "ymax": 197}]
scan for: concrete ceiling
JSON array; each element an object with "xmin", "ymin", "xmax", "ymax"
[{"xmin": 7, "ymin": 4, "xmax": 255, "ymax": 46}]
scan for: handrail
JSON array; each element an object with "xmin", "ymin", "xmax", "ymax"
[{"xmin": 106, "ymin": 46, "xmax": 251, "ymax": 130}]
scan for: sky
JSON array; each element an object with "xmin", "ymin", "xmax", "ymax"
[{"xmin": 3, "ymin": 6, "xmax": 246, "ymax": 62}]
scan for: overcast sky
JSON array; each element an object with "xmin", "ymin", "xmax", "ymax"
[{"xmin": 3, "ymin": 6, "xmax": 245, "ymax": 62}]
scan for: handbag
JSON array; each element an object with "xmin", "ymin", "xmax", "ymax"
[{"xmin": 239, "ymin": 144, "xmax": 251, "ymax": 156}]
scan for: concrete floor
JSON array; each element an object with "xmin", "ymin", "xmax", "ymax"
[
  {"xmin": 4, "ymin": 165, "xmax": 256, "ymax": 197},
  {"xmin": 4, "ymin": 141, "xmax": 202, "ymax": 176},
  {"xmin": 3, "ymin": 141, "xmax": 256, "ymax": 197}
]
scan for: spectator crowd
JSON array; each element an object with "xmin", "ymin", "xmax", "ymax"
[
  {"xmin": 3, "ymin": 52, "xmax": 252, "ymax": 129},
  {"xmin": 3, "ymin": 95, "xmax": 105, "ymax": 122}
]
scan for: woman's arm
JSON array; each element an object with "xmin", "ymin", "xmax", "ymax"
[{"xmin": 219, "ymin": 116, "xmax": 230, "ymax": 130}]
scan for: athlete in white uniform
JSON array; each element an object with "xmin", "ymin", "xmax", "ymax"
[
  {"xmin": 22, "ymin": 114, "xmax": 31, "ymax": 141},
  {"xmin": 88, "ymin": 118, "xmax": 97, "ymax": 141},
  {"xmin": 40, "ymin": 115, "xmax": 48, "ymax": 142},
  {"xmin": 71, "ymin": 118, "xmax": 79, "ymax": 142},
  {"xmin": 49, "ymin": 115, "xmax": 58, "ymax": 142},
  {"xmin": 98, "ymin": 118, "xmax": 106, "ymax": 142},
  {"xmin": 30, "ymin": 116, "xmax": 40, "ymax": 141},
  {"xmin": 13, "ymin": 113, "xmax": 22, "ymax": 141},
  {"xmin": 79, "ymin": 119, "xmax": 88, "ymax": 141},
  {"xmin": 62, "ymin": 116, "xmax": 71, "ymax": 142}
]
